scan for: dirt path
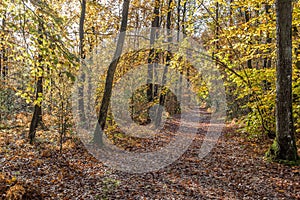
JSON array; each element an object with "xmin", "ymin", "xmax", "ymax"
[{"xmin": 1, "ymin": 109, "xmax": 299, "ymax": 199}]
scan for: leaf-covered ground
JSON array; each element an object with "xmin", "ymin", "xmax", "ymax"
[{"xmin": 1, "ymin": 111, "xmax": 300, "ymax": 199}]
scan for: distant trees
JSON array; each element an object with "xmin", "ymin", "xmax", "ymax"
[{"xmin": 0, "ymin": 0, "xmax": 298, "ymax": 162}]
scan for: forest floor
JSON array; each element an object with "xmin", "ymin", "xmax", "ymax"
[{"xmin": 1, "ymin": 109, "xmax": 300, "ymax": 200}]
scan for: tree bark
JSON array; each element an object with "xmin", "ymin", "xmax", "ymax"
[
  {"xmin": 267, "ymin": 0, "xmax": 298, "ymax": 161},
  {"xmin": 29, "ymin": 20, "xmax": 44, "ymax": 144},
  {"xmin": 147, "ymin": 0, "xmax": 160, "ymax": 104},
  {"xmin": 93, "ymin": 0, "xmax": 130, "ymax": 145},
  {"xmin": 213, "ymin": 1, "xmax": 219, "ymax": 67},
  {"xmin": 176, "ymin": 0, "xmax": 182, "ymax": 100},
  {"xmin": 155, "ymin": 0, "xmax": 172, "ymax": 128},
  {"xmin": 229, "ymin": 0, "xmax": 233, "ymax": 26},
  {"xmin": 244, "ymin": 9, "xmax": 252, "ymax": 69},
  {"xmin": 78, "ymin": 0, "xmax": 87, "ymax": 123},
  {"xmin": 263, "ymin": 4, "xmax": 272, "ymax": 70},
  {"xmin": 1, "ymin": 11, "xmax": 7, "ymax": 81}
]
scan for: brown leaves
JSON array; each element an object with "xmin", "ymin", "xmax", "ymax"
[
  {"xmin": 0, "ymin": 173, "xmax": 43, "ymax": 200},
  {"xmin": 40, "ymin": 150, "xmax": 52, "ymax": 158},
  {"xmin": 6, "ymin": 184, "xmax": 26, "ymax": 200},
  {"xmin": 0, "ymin": 110, "xmax": 299, "ymax": 199}
]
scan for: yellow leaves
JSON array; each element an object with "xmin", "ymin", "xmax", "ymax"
[
  {"xmin": 215, "ymin": 0, "xmax": 228, "ymax": 6},
  {"xmin": 6, "ymin": 176, "xmax": 18, "ymax": 185},
  {"xmin": 6, "ymin": 184, "xmax": 26, "ymax": 200},
  {"xmin": 63, "ymin": 139, "xmax": 76, "ymax": 149},
  {"xmin": 185, "ymin": 25, "xmax": 194, "ymax": 35},
  {"xmin": 16, "ymin": 91, "xmax": 32, "ymax": 104}
]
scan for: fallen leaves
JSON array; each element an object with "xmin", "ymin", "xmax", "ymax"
[{"xmin": 0, "ymin": 110, "xmax": 299, "ymax": 199}]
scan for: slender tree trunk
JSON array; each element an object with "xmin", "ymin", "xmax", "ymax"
[
  {"xmin": 215, "ymin": 2, "xmax": 220, "ymax": 64},
  {"xmin": 267, "ymin": 0, "xmax": 298, "ymax": 161},
  {"xmin": 93, "ymin": 0, "xmax": 130, "ymax": 145},
  {"xmin": 29, "ymin": 76, "xmax": 43, "ymax": 143},
  {"xmin": 176, "ymin": 0, "xmax": 182, "ymax": 101},
  {"xmin": 2, "ymin": 49, "xmax": 7, "ymax": 80},
  {"xmin": 147, "ymin": 0, "xmax": 160, "ymax": 104},
  {"xmin": 29, "ymin": 20, "xmax": 44, "ymax": 144},
  {"xmin": 244, "ymin": 9, "xmax": 252, "ymax": 69},
  {"xmin": 263, "ymin": 4, "xmax": 272, "ymax": 69},
  {"xmin": 229, "ymin": 0, "xmax": 233, "ymax": 26},
  {"xmin": 1, "ymin": 11, "xmax": 7, "ymax": 82},
  {"xmin": 182, "ymin": 0, "xmax": 189, "ymax": 91},
  {"xmin": 86, "ymin": 26, "xmax": 96, "ymax": 128},
  {"xmin": 262, "ymin": 4, "xmax": 272, "ymax": 94},
  {"xmin": 181, "ymin": 0, "xmax": 187, "ymax": 35},
  {"xmin": 155, "ymin": 0, "xmax": 172, "ymax": 128},
  {"xmin": 78, "ymin": 0, "xmax": 87, "ymax": 123}
]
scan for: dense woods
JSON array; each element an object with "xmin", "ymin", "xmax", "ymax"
[{"xmin": 0, "ymin": 0, "xmax": 300, "ymax": 199}]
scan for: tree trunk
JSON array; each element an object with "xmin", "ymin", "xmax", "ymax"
[
  {"xmin": 263, "ymin": 4, "xmax": 272, "ymax": 69},
  {"xmin": 229, "ymin": 0, "xmax": 233, "ymax": 26},
  {"xmin": 29, "ymin": 77, "xmax": 43, "ymax": 144},
  {"xmin": 93, "ymin": 0, "xmax": 130, "ymax": 145},
  {"xmin": 215, "ymin": 1, "xmax": 219, "ymax": 51},
  {"xmin": 244, "ymin": 9, "xmax": 252, "ymax": 69},
  {"xmin": 155, "ymin": 0, "xmax": 172, "ymax": 128},
  {"xmin": 78, "ymin": 0, "xmax": 87, "ymax": 123},
  {"xmin": 29, "ymin": 20, "xmax": 44, "ymax": 144},
  {"xmin": 181, "ymin": 0, "xmax": 187, "ymax": 35},
  {"xmin": 1, "ymin": 11, "xmax": 7, "ymax": 82},
  {"xmin": 267, "ymin": 0, "xmax": 298, "ymax": 162},
  {"xmin": 182, "ymin": 0, "xmax": 190, "ymax": 93},
  {"xmin": 214, "ymin": 1, "xmax": 220, "ymax": 67},
  {"xmin": 176, "ymin": 0, "xmax": 182, "ymax": 101},
  {"xmin": 147, "ymin": 0, "xmax": 160, "ymax": 104}
]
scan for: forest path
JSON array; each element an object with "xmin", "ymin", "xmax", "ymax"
[
  {"xmin": 103, "ymin": 108, "xmax": 299, "ymax": 199},
  {"xmin": 0, "ymin": 108, "xmax": 299, "ymax": 199}
]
